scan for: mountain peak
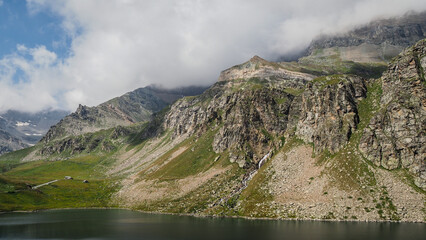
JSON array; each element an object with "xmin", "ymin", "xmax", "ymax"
[
  {"xmin": 217, "ymin": 55, "xmax": 314, "ymax": 83},
  {"xmin": 249, "ymin": 55, "xmax": 267, "ymax": 63}
]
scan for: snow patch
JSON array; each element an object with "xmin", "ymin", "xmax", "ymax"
[
  {"xmin": 16, "ymin": 121, "xmax": 30, "ymax": 127},
  {"xmin": 25, "ymin": 133, "xmax": 43, "ymax": 136}
]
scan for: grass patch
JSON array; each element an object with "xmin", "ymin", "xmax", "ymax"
[
  {"xmin": 4, "ymin": 155, "xmax": 103, "ymax": 183},
  {"xmin": 0, "ymin": 179, "xmax": 117, "ymax": 211},
  {"xmin": 312, "ymin": 74, "xmax": 347, "ymax": 87},
  {"xmin": 284, "ymin": 88, "xmax": 304, "ymax": 96},
  {"xmin": 0, "ymin": 151, "xmax": 120, "ymax": 211},
  {"xmin": 0, "ymin": 147, "xmax": 35, "ymax": 173}
]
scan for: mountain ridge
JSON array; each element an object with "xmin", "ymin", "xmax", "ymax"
[{"xmin": 42, "ymin": 85, "xmax": 207, "ymax": 143}]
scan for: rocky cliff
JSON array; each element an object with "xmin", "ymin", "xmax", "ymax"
[
  {"xmin": 164, "ymin": 56, "xmax": 314, "ymax": 167},
  {"xmin": 295, "ymin": 75, "xmax": 367, "ymax": 154},
  {"xmin": 360, "ymin": 39, "xmax": 426, "ymax": 189}
]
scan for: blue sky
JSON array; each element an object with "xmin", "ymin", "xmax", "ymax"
[
  {"xmin": 0, "ymin": 0, "xmax": 425, "ymax": 113},
  {"xmin": 0, "ymin": 0, "xmax": 70, "ymax": 60}
]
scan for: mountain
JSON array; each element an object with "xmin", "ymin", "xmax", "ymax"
[
  {"xmin": 301, "ymin": 11, "xmax": 426, "ymax": 64},
  {"xmin": 0, "ymin": 110, "xmax": 68, "ymax": 155},
  {"xmin": 0, "ymin": 23, "xmax": 424, "ymax": 222},
  {"xmin": 42, "ymin": 85, "xmax": 207, "ymax": 143},
  {"xmin": 112, "ymin": 42, "xmax": 424, "ymax": 222}
]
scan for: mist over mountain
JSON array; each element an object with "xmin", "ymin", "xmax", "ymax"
[{"xmin": 280, "ymin": 11, "xmax": 426, "ymax": 62}]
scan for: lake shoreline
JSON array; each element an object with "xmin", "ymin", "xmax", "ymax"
[{"xmin": 1, "ymin": 207, "xmax": 424, "ymax": 223}]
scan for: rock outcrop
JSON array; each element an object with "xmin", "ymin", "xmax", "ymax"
[
  {"xmin": 360, "ymin": 39, "xmax": 426, "ymax": 190},
  {"xmin": 295, "ymin": 75, "xmax": 367, "ymax": 153},
  {"xmin": 219, "ymin": 56, "xmax": 313, "ymax": 88}
]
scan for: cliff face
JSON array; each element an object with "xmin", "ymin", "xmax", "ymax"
[
  {"xmin": 164, "ymin": 57, "xmax": 314, "ymax": 167},
  {"xmin": 166, "ymin": 62, "xmax": 370, "ymax": 163},
  {"xmin": 295, "ymin": 75, "xmax": 367, "ymax": 154},
  {"xmin": 360, "ymin": 39, "xmax": 426, "ymax": 189}
]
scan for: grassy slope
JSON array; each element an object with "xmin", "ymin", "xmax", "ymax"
[
  {"xmin": 145, "ymin": 130, "xmax": 220, "ymax": 180},
  {"xmin": 133, "ymin": 127, "xmax": 245, "ymax": 214}
]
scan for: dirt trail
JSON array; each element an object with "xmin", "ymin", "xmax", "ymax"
[{"xmin": 32, "ymin": 180, "xmax": 58, "ymax": 189}]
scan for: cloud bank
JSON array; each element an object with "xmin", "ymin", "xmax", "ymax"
[{"xmin": 1, "ymin": 0, "xmax": 425, "ymax": 112}]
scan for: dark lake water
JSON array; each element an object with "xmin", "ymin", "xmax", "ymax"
[{"xmin": 0, "ymin": 209, "xmax": 424, "ymax": 240}]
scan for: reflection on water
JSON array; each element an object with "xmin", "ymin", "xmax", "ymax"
[{"xmin": 0, "ymin": 209, "xmax": 425, "ymax": 240}]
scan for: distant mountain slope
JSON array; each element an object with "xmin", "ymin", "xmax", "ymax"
[
  {"xmin": 0, "ymin": 129, "xmax": 27, "ymax": 155},
  {"xmin": 303, "ymin": 11, "xmax": 426, "ymax": 63},
  {"xmin": 42, "ymin": 85, "xmax": 207, "ymax": 142},
  {"xmin": 0, "ymin": 110, "xmax": 68, "ymax": 155}
]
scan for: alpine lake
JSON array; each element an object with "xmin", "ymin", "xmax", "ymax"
[{"xmin": 0, "ymin": 209, "xmax": 424, "ymax": 239}]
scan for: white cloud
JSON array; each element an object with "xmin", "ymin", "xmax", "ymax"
[
  {"xmin": 0, "ymin": 1, "xmax": 3, "ymax": 7},
  {"xmin": 0, "ymin": 45, "xmax": 61, "ymax": 113},
  {"xmin": 1, "ymin": 0, "xmax": 425, "ymax": 113}
]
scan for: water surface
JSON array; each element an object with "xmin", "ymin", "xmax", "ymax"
[{"xmin": 0, "ymin": 209, "xmax": 424, "ymax": 239}]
